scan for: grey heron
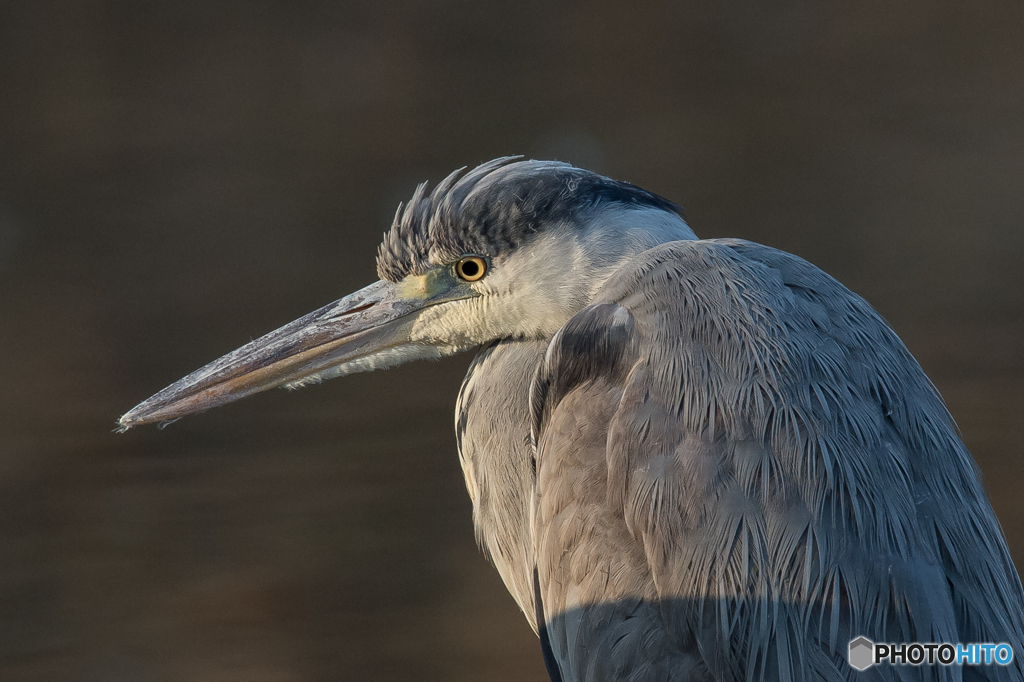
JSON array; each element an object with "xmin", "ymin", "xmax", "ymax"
[{"xmin": 119, "ymin": 157, "xmax": 1024, "ymax": 681}]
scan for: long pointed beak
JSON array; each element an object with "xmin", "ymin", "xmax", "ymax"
[{"xmin": 118, "ymin": 278, "xmax": 454, "ymax": 430}]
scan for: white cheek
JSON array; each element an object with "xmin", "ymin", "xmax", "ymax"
[
  {"xmin": 410, "ymin": 298, "xmax": 491, "ymax": 347},
  {"xmin": 479, "ymin": 233, "xmax": 593, "ymax": 337},
  {"xmin": 406, "ymin": 207, "xmax": 695, "ymax": 347}
]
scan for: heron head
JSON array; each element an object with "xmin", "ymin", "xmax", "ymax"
[{"xmin": 118, "ymin": 157, "xmax": 694, "ymax": 429}]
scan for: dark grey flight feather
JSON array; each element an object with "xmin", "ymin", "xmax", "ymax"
[
  {"xmin": 529, "ymin": 239, "xmax": 1024, "ymax": 681},
  {"xmin": 376, "ymin": 157, "xmax": 684, "ymax": 281}
]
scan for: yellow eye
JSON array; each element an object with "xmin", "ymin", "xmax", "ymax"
[{"xmin": 455, "ymin": 255, "xmax": 487, "ymax": 282}]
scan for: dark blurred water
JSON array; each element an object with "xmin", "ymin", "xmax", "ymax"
[{"xmin": 1, "ymin": 1, "xmax": 1022, "ymax": 680}]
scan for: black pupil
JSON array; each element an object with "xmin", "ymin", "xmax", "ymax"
[{"xmin": 461, "ymin": 260, "xmax": 480, "ymax": 278}]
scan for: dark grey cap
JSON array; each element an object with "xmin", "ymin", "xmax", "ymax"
[{"xmin": 376, "ymin": 157, "xmax": 684, "ymax": 281}]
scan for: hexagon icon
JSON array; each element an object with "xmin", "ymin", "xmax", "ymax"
[{"xmin": 848, "ymin": 636, "xmax": 875, "ymax": 671}]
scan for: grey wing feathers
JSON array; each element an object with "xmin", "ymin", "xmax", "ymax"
[{"xmin": 530, "ymin": 239, "xmax": 1024, "ymax": 681}]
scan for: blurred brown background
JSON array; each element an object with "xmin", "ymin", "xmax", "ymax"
[{"xmin": 1, "ymin": 1, "xmax": 1022, "ymax": 680}]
